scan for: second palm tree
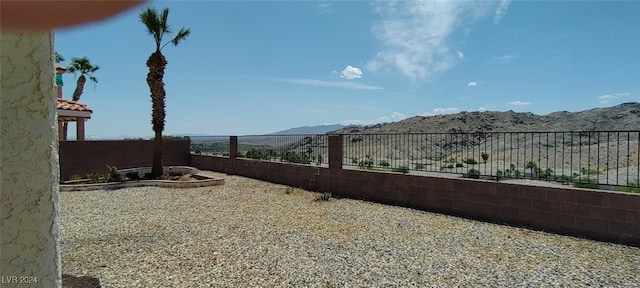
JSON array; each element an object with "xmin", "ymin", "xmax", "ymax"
[{"xmin": 140, "ymin": 7, "xmax": 190, "ymax": 178}]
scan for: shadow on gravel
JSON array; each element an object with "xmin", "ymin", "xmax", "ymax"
[{"xmin": 62, "ymin": 274, "xmax": 101, "ymax": 288}]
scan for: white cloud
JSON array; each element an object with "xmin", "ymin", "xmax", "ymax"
[
  {"xmin": 599, "ymin": 92, "xmax": 631, "ymax": 104},
  {"xmin": 421, "ymin": 107, "xmax": 461, "ymax": 116},
  {"xmin": 277, "ymin": 78, "xmax": 383, "ymax": 90},
  {"xmin": 341, "ymin": 65, "xmax": 363, "ymax": 80},
  {"xmin": 342, "ymin": 112, "xmax": 407, "ymax": 126},
  {"xmin": 492, "ymin": 55, "xmax": 514, "ymax": 64},
  {"xmin": 317, "ymin": 1, "xmax": 331, "ymax": 14},
  {"xmin": 377, "ymin": 112, "xmax": 407, "ymax": 123},
  {"xmin": 507, "ymin": 101, "xmax": 531, "ymax": 106},
  {"xmin": 368, "ymin": 1, "xmax": 500, "ymax": 80},
  {"xmin": 494, "ymin": 0, "xmax": 511, "ymax": 24},
  {"xmin": 467, "ymin": 81, "xmax": 478, "ymax": 87},
  {"xmin": 457, "ymin": 51, "xmax": 464, "ymax": 59},
  {"xmin": 478, "ymin": 107, "xmax": 487, "ymax": 112}
]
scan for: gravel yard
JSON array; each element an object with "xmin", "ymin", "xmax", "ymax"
[{"xmin": 60, "ymin": 171, "xmax": 640, "ymax": 287}]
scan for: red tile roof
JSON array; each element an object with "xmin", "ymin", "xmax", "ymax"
[
  {"xmin": 57, "ymin": 98, "xmax": 92, "ymax": 112},
  {"xmin": 57, "ymin": 98, "xmax": 92, "ymax": 121}
]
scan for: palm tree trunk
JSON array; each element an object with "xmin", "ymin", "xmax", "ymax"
[
  {"xmin": 147, "ymin": 51, "xmax": 168, "ymax": 178},
  {"xmin": 72, "ymin": 75, "xmax": 86, "ymax": 101},
  {"xmin": 152, "ymin": 130, "xmax": 163, "ymax": 178}
]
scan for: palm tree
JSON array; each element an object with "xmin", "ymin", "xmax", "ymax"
[
  {"xmin": 55, "ymin": 52, "xmax": 65, "ymax": 63},
  {"xmin": 67, "ymin": 57, "xmax": 99, "ymax": 101},
  {"xmin": 140, "ymin": 7, "xmax": 190, "ymax": 178},
  {"xmin": 62, "ymin": 57, "xmax": 99, "ymax": 140}
]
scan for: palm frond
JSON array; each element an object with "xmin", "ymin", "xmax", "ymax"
[
  {"xmin": 55, "ymin": 52, "xmax": 65, "ymax": 63},
  {"xmin": 139, "ymin": 7, "xmax": 165, "ymax": 50},
  {"xmin": 161, "ymin": 7, "xmax": 171, "ymax": 34},
  {"xmin": 172, "ymin": 28, "xmax": 191, "ymax": 46}
]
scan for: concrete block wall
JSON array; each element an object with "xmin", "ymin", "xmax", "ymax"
[
  {"xmin": 190, "ymin": 135, "xmax": 640, "ymax": 247},
  {"xmin": 59, "ymin": 140, "xmax": 190, "ymax": 180}
]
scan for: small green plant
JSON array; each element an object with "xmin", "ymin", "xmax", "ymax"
[
  {"xmin": 351, "ymin": 157, "xmax": 359, "ymax": 164},
  {"xmin": 415, "ymin": 163, "xmax": 424, "ymax": 170},
  {"xmin": 392, "ymin": 166, "xmax": 409, "ymax": 174},
  {"xmin": 86, "ymin": 172, "xmax": 101, "ymax": 183},
  {"xmin": 69, "ymin": 174, "xmax": 82, "ymax": 181},
  {"xmin": 466, "ymin": 168, "xmax": 481, "ymax": 179},
  {"xmin": 447, "ymin": 164, "xmax": 455, "ymax": 169},
  {"xmin": 481, "ymin": 152, "xmax": 489, "ymax": 163},
  {"xmin": 358, "ymin": 155, "xmax": 374, "ymax": 169},
  {"xmin": 455, "ymin": 163, "xmax": 464, "ymax": 168},
  {"xmin": 316, "ymin": 155, "xmax": 323, "ymax": 165},
  {"xmin": 496, "ymin": 170, "xmax": 503, "ymax": 180},
  {"xmin": 464, "ymin": 158, "xmax": 478, "ymax": 165},
  {"xmin": 379, "ymin": 160, "xmax": 390, "ymax": 167}
]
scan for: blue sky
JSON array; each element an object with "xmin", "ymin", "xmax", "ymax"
[{"xmin": 55, "ymin": 0, "xmax": 640, "ymax": 139}]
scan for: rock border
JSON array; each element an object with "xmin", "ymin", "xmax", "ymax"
[{"xmin": 60, "ymin": 166, "xmax": 224, "ymax": 191}]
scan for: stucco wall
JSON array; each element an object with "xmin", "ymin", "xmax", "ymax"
[{"xmin": 1, "ymin": 31, "xmax": 61, "ymax": 286}]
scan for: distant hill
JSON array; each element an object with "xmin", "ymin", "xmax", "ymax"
[
  {"xmin": 333, "ymin": 102, "xmax": 640, "ymax": 134},
  {"xmin": 269, "ymin": 124, "xmax": 348, "ymax": 135}
]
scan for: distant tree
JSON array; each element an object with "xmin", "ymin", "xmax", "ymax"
[
  {"xmin": 140, "ymin": 6, "xmax": 190, "ymax": 178},
  {"xmin": 55, "ymin": 52, "xmax": 65, "ymax": 63},
  {"xmin": 68, "ymin": 57, "xmax": 99, "ymax": 101},
  {"xmin": 62, "ymin": 56, "xmax": 99, "ymax": 140}
]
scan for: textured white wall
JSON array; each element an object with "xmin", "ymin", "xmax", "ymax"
[{"xmin": 1, "ymin": 31, "xmax": 62, "ymax": 287}]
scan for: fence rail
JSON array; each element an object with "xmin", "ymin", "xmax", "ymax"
[{"xmin": 191, "ymin": 131, "xmax": 640, "ymax": 189}]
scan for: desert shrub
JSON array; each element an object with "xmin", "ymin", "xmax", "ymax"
[
  {"xmin": 358, "ymin": 155, "xmax": 374, "ymax": 169},
  {"xmin": 537, "ymin": 168, "xmax": 553, "ymax": 179},
  {"xmin": 245, "ymin": 148, "xmax": 263, "ymax": 159},
  {"xmin": 554, "ymin": 174, "xmax": 571, "ymax": 183},
  {"xmin": 616, "ymin": 180, "xmax": 640, "ymax": 194},
  {"xmin": 465, "ymin": 169, "xmax": 481, "ymax": 179},
  {"xmin": 573, "ymin": 178, "xmax": 600, "ymax": 189},
  {"xmin": 162, "ymin": 135, "xmax": 190, "ymax": 140},
  {"xmin": 104, "ymin": 166, "xmax": 121, "ymax": 182},
  {"xmin": 315, "ymin": 192, "xmax": 331, "ymax": 201},
  {"xmin": 464, "ymin": 158, "xmax": 478, "ymax": 165},
  {"xmin": 281, "ymin": 151, "xmax": 311, "ymax": 164},
  {"xmin": 455, "ymin": 163, "xmax": 464, "ymax": 168},
  {"xmin": 379, "ymin": 160, "xmax": 390, "ymax": 167},
  {"xmin": 415, "ymin": 163, "xmax": 424, "ymax": 170},
  {"xmin": 580, "ymin": 166, "xmax": 599, "ymax": 175},
  {"xmin": 392, "ymin": 166, "xmax": 409, "ymax": 174},
  {"xmin": 481, "ymin": 152, "xmax": 489, "ymax": 163}
]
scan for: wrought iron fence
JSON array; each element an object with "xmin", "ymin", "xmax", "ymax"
[
  {"xmin": 191, "ymin": 136, "xmax": 230, "ymax": 157},
  {"xmin": 191, "ymin": 134, "xmax": 329, "ymax": 166},
  {"xmin": 191, "ymin": 131, "xmax": 640, "ymax": 188},
  {"xmin": 342, "ymin": 131, "xmax": 640, "ymax": 188}
]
